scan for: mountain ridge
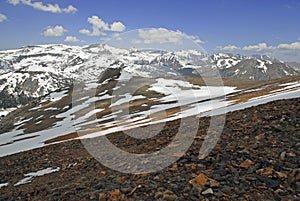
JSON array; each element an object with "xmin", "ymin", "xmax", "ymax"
[{"xmin": 0, "ymin": 44, "xmax": 298, "ymax": 108}]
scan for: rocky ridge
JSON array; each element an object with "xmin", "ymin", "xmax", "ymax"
[{"xmin": 0, "ymin": 98, "xmax": 299, "ymax": 200}]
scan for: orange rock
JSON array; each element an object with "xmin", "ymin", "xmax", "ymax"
[
  {"xmin": 255, "ymin": 133, "xmax": 265, "ymax": 141},
  {"xmin": 109, "ymin": 189, "xmax": 125, "ymax": 201},
  {"xmin": 99, "ymin": 193, "xmax": 106, "ymax": 201},
  {"xmin": 100, "ymin": 171, "xmax": 107, "ymax": 176},
  {"xmin": 188, "ymin": 172, "xmax": 220, "ymax": 190},
  {"xmin": 256, "ymin": 167, "xmax": 274, "ymax": 176},
  {"xmin": 286, "ymin": 152, "xmax": 296, "ymax": 157},
  {"xmin": 275, "ymin": 171, "xmax": 288, "ymax": 180},
  {"xmin": 239, "ymin": 159, "xmax": 255, "ymax": 169},
  {"xmin": 252, "ymin": 115, "xmax": 259, "ymax": 121},
  {"xmin": 189, "ymin": 173, "xmax": 208, "ymax": 189}
]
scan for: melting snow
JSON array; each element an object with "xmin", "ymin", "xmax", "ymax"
[
  {"xmin": 0, "ymin": 107, "xmax": 17, "ymax": 117},
  {"xmin": 0, "ymin": 77, "xmax": 300, "ymax": 157},
  {"xmin": 14, "ymin": 167, "xmax": 60, "ymax": 186},
  {"xmin": 50, "ymin": 90, "xmax": 68, "ymax": 102},
  {"xmin": 0, "ymin": 182, "xmax": 8, "ymax": 189}
]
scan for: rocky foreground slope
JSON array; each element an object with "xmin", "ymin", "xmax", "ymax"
[{"xmin": 0, "ymin": 98, "xmax": 299, "ymax": 200}]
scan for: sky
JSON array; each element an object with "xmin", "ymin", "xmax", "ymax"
[{"xmin": 0, "ymin": 0, "xmax": 300, "ymax": 62}]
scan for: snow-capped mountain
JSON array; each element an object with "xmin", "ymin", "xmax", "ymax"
[
  {"xmin": 287, "ymin": 62, "xmax": 300, "ymax": 72},
  {"xmin": 0, "ymin": 44, "xmax": 298, "ymax": 108},
  {"xmin": 210, "ymin": 53, "xmax": 297, "ymax": 80}
]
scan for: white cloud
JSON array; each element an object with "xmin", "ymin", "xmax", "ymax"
[
  {"xmin": 7, "ymin": 0, "xmax": 19, "ymax": 5},
  {"xmin": 42, "ymin": 25, "xmax": 67, "ymax": 37},
  {"xmin": 217, "ymin": 45, "xmax": 240, "ymax": 51},
  {"xmin": 0, "ymin": 13, "xmax": 7, "ymax": 23},
  {"xmin": 7, "ymin": 0, "xmax": 77, "ymax": 14},
  {"xmin": 136, "ymin": 28, "xmax": 204, "ymax": 45},
  {"xmin": 242, "ymin": 43, "xmax": 269, "ymax": 51},
  {"xmin": 80, "ymin": 16, "xmax": 126, "ymax": 36},
  {"xmin": 277, "ymin": 42, "xmax": 300, "ymax": 50},
  {"xmin": 88, "ymin": 16, "xmax": 109, "ymax": 31},
  {"xmin": 79, "ymin": 29, "xmax": 91, "ymax": 35},
  {"xmin": 185, "ymin": 34, "xmax": 205, "ymax": 44},
  {"xmin": 62, "ymin": 5, "xmax": 77, "ymax": 14},
  {"xmin": 64, "ymin": 36, "xmax": 79, "ymax": 42},
  {"xmin": 110, "ymin": 22, "xmax": 126, "ymax": 32},
  {"xmin": 218, "ymin": 41, "xmax": 300, "ymax": 52},
  {"xmin": 139, "ymin": 28, "xmax": 182, "ymax": 44},
  {"xmin": 216, "ymin": 41, "xmax": 300, "ymax": 62}
]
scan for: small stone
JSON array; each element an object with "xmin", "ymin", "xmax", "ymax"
[
  {"xmin": 189, "ymin": 173, "xmax": 208, "ymax": 190},
  {"xmin": 163, "ymin": 194, "xmax": 178, "ymax": 201},
  {"xmin": 275, "ymin": 189, "xmax": 287, "ymax": 196},
  {"xmin": 162, "ymin": 190, "xmax": 178, "ymax": 201},
  {"xmin": 99, "ymin": 193, "xmax": 106, "ymax": 201},
  {"xmin": 155, "ymin": 191, "xmax": 163, "ymax": 199},
  {"xmin": 280, "ymin": 151, "xmax": 286, "ymax": 161},
  {"xmin": 109, "ymin": 189, "xmax": 125, "ymax": 201},
  {"xmin": 209, "ymin": 179, "xmax": 220, "ymax": 187},
  {"xmin": 275, "ymin": 171, "xmax": 287, "ymax": 180},
  {"xmin": 89, "ymin": 193, "xmax": 96, "ymax": 200},
  {"xmin": 286, "ymin": 152, "xmax": 296, "ymax": 157},
  {"xmin": 288, "ymin": 168, "xmax": 300, "ymax": 184},
  {"xmin": 100, "ymin": 171, "xmax": 107, "ymax": 176},
  {"xmin": 214, "ymin": 192, "xmax": 223, "ymax": 198},
  {"xmin": 239, "ymin": 159, "xmax": 255, "ymax": 169},
  {"xmin": 255, "ymin": 133, "xmax": 265, "ymax": 141},
  {"xmin": 256, "ymin": 167, "xmax": 274, "ymax": 176},
  {"xmin": 202, "ymin": 188, "xmax": 213, "ymax": 195}
]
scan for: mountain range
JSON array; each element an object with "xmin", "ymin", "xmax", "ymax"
[{"xmin": 0, "ymin": 44, "xmax": 298, "ymax": 108}]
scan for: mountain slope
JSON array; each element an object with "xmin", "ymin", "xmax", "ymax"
[
  {"xmin": 287, "ymin": 62, "xmax": 300, "ymax": 72},
  {"xmin": 0, "ymin": 44, "xmax": 298, "ymax": 108}
]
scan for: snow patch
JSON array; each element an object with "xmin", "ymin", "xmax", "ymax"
[
  {"xmin": 0, "ymin": 182, "xmax": 8, "ymax": 189},
  {"xmin": 14, "ymin": 167, "xmax": 60, "ymax": 186}
]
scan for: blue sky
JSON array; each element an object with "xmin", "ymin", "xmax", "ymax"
[{"xmin": 0, "ymin": 0, "xmax": 300, "ymax": 61}]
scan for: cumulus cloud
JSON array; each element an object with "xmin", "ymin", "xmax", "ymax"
[
  {"xmin": 79, "ymin": 16, "xmax": 125, "ymax": 36},
  {"xmin": 62, "ymin": 5, "xmax": 77, "ymax": 14},
  {"xmin": 42, "ymin": 25, "xmax": 67, "ymax": 37},
  {"xmin": 242, "ymin": 43, "xmax": 269, "ymax": 51},
  {"xmin": 79, "ymin": 29, "xmax": 91, "ymax": 35},
  {"xmin": 277, "ymin": 42, "xmax": 300, "ymax": 50},
  {"xmin": 216, "ymin": 45, "xmax": 240, "ymax": 51},
  {"xmin": 135, "ymin": 28, "xmax": 204, "ymax": 45},
  {"xmin": 110, "ymin": 22, "xmax": 126, "ymax": 32},
  {"xmin": 0, "ymin": 13, "xmax": 7, "ymax": 23},
  {"xmin": 218, "ymin": 41, "xmax": 300, "ymax": 52},
  {"xmin": 217, "ymin": 41, "xmax": 300, "ymax": 62},
  {"xmin": 64, "ymin": 36, "xmax": 79, "ymax": 42},
  {"xmin": 7, "ymin": 0, "xmax": 77, "ymax": 14}
]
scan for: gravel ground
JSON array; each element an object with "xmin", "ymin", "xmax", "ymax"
[{"xmin": 0, "ymin": 98, "xmax": 299, "ymax": 200}]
